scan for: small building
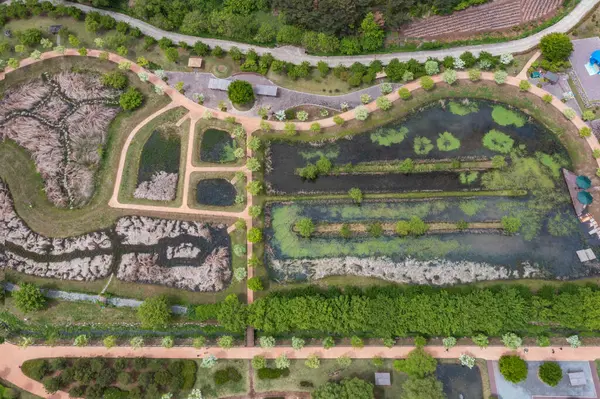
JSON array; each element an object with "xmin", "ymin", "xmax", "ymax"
[
  {"xmin": 375, "ymin": 372, "xmax": 391, "ymax": 386},
  {"xmin": 568, "ymin": 370, "xmax": 587, "ymax": 386},
  {"xmin": 255, "ymin": 84, "xmax": 277, "ymax": 97},
  {"xmin": 188, "ymin": 57, "xmax": 203, "ymax": 71},
  {"xmin": 375, "ymin": 71, "xmax": 387, "ymax": 79},
  {"xmin": 544, "ymin": 71, "xmax": 559, "ymax": 84},
  {"xmin": 48, "ymin": 25, "xmax": 62, "ymax": 35}
]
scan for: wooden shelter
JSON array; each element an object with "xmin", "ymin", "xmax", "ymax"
[{"xmin": 188, "ymin": 57, "xmax": 203, "ymax": 71}]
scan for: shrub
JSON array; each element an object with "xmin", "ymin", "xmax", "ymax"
[
  {"xmin": 383, "ymin": 338, "xmax": 395, "ymax": 348},
  {"xmin": 252, "ymin": 355, "xmax": 266, "ymax": 369},
  {"xmin": 295, "ymin": 218, "xmax": 315, "ymax": 238},
  {"xmin": 130, "ymin": 336, "xmax": 144, "ymax": 349},
  {"xmin": 310, "ymin": 122, "xmax": 321, "ymax": 133},
  {"xmin": 13, "ymin": 283, "xmax": 46, "ymax": 313},
  {"xmin": 583, "ymin": 110, "xmax": 595, "ymax": 121},
  {"xmin": 247, "ymin": 228, "xmax": 263, "ymax": 243},
  {"xmin": 491, "ymin": 155, "xmax": 507, "ymax": 169},
  {"xmin": 292, "ymin": 336, "xmax": 305, "ymax": 350},
  {"xmin": 499, "ymin": 355, "xmax": 527, "ymax": 383},
  {"xmin": 323, "ymin": 336, "xmax": 335, "ymax": 349},
  {"xmin": 228, "ymin": 80, "xmax": 254, "ymax": 104},
  {"xmin": 540, "ymin": 33, "xmax": 573, "ymax": 62},
  {"xmin": 201, "ymin": 355, "xmax": 217, "ymax": 368},
  {"xmin": 284, "ymin": 122, "xmax": 296, "ymax": 135},
  {"xmin": 472, "ymin": 334, "xmax": 489, "ymax": 348},
  {"xmin": 351, "ymin": 336, "xmax": 364, "ymax": 348},
  {"xmin": 316, "ymin": 156, "xmax": 332, "ymax": 174},
  {"xmin": 119, "ymin": 88, "xmax": 143, "ymax": 110},
  {"xmin": 539, "ymin": 361, "xmax": 562, "ymax": 386},
  {"xmin": 259, "ymin": 336, "xmax": 276, "ymax": 348},
  {"xmin": 381, "ymin": 82, "xmax": 393, "ymax": 94},
  {"xmin": 376, "ymin": 96, "xmax": 392, "ymax": 110},
  {"xmin": 22, "ymin": 359, "xmax": 49, "ymax": 381},
  {"xmin": 542, "ymin": 94, "xmax": 553, "ymax": 103},
  {"xmin": 257, "ymin": 367, "xmax": 290, "ymax": 379},
  {"xmin": 73, "ymin": 334, "xmax": 89, "ymax": 347},
  {"xmin": 519, "ymin": 80, "xmax": 531, "ymax": 91},
  {"xmin": 469, "ymin": 69, "xmax": 481, "ymax": 81},
  {"xmin": 193, "ymin": 336, "xmax": 206, "ymax": 349},
  {"xmin": 425, "ymin": 60, "xmax": 439, "ymax": 75},
  {"xmin": 501, "ymin": 332, "xmax": 522, "ymax": 349},
  {"xmin": 214, "ymin": 367, "xmax": 242, "ymax": 385},
  {"xmin": 103, "ymin": 335, "xmax": 117, "ymax": 348},
  {"xmin": 360, "ymin": 94, "xmax": 372, "ymax": 104},
  {"xmin": 398, "ymin": 158, "xmax": 414, "ymax": 173},
  {"xmin": 501, "ymin": 217, "xmax": 522, "ymax": 235},
  {"xmin": 420, "ymin": 76, "xmax": 435, "ymax": 90},
  {"xmin": 247, "ymin": 277, "xmax": 264, "ymax": 291},
  {"xmin": 442, "ymin": 337, "xmax": 457, "ymax": 350},
  {"xmin": 537, "ymin": 336, "xmax": 551, "ymax": 347},
  {"xmin": 580, "ymin": 127, "xmax": 592, "ymax": 138},
  {"xmin": 494, "ymin": 70, "xmax": 508, "ymax": 84},
  {"xmin": 372, "ymin": 356, "xmax": 384, "ymax": 367},
  {"xmin": 408, "ymin": 216, "xmax": 428, "ymax": 236},
  {"xmin": 354, "ymin": 106, "xmax": 369, "ymax": 121},
  {"xmin": 414, "ymin": 336, "xmax": 427, "ymax": 347},
  {"xmin": 398, "ymin": 87, "xmax": 411, "ymax": 100},
  {"xmin": 137, "ymin": 295, "xmax": 171, "ymax": 328},
  {"xmin": 442, "ymin": 69, "xmax": 457, "ymax": 85},
  {"xmin": 340, "ymin": 223, "xmax": 352, "ymax": 238},
  {"xmin": 567, "ymin": 335, "xmax": 581, "ymax": 348},
  {"xmin": 161, "ymin": 336, "xmax": 174, "ymax": 348},
  {"xmin": 337, "ymin": 356, "xmax": 352, "ymax": 368},
  {"xmin": 459, "ymin": 354, "xmax": 476, "ymax": 369},
  {"xmin": 305, "ymin": 355, "xmax": 320, "ymax": 369},
  {"xmin": 367, "ymin": 222, "xmax": 383, "ymax": 237},
  {"xmin": 333, "ymin": 115, "xmax": 345, "ymax": 125},
  {"xmin": 348, "ymin": 187, "xmax": 363, "ymax": 204},
  {"xmin": 275, "ymin": 354, "xmax": 290, "ymax": 369},
  {"xmin": 246, "ymin": 181, "xmax": 263, "ymax": 195},
  {"xmin": 564, "ymin": 108, "xmax": 576, "ymax": 120},
  {"xmin": 42, "ymin": 376, "xmax": 61, "ymax": 394},
  {"xmin": 414, "ymin": 136, "xmax": 433, "ymax": 155}
]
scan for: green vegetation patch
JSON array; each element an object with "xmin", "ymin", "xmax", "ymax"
[
  {"xmin": 459, "ymin": 200, "xmax": 486, "ymax": 216},
  {"xmin": 482, "ymin": 130, "xmax": 515, "ymax": 154},
  {"xmin": 536, "ymin": 152, "xmax": 568, "ymax": 179},
  {"xmin": 436, "ymin": 131, "xmax": 461, "ymax": 151},
  {"xmin": 492, "ymin": 105, "xmax": 526, "ymax": 127},
  {"xmin": 299, "ymin": 148, "xmax": 339, "ymax": 161},
  {"xmin": 413, "ymin": 136, "xmax": 434, "ymax": 155},
  {"xmin": 370, "ymin": 126, "xmax": 409, "ymax": 146},
  {"xmin": 448, "ymin": 101, "xmax": 479, "ymax": 116}
]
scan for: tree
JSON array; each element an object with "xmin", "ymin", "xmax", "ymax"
[
  {"xmin": 360, "ymin": 12, "xmax": 384, "ymax": 52},
  {"xmin": 101, "ymin": 71, "xmax": 128, "ymax": 89},
  {"xmin": 295, "ymin": 218, "xmax": 315, "ymax": 238},
  {"xmin": 13, "ymin": 283, "xmax": 46, "ymax": 313},
  {"xmin": 119, "ymin": 88, "xmax": 143, "ymax": 110},
  {"xmin": 540, "ymin": 33, "xmax": 573, "ymax": 62},
  {"xmin": 348, "ymin": 187, "xmax": 363, "ymax": 205},
  {"xmin": 137, "ymin": 295, "xmax": 171, "ymax": 328},
  {"xmin": 247, "ymin": 228, "xmax": 263, "ymax": 243},
  {"xmin": 18, "ymin": 28, "xmax": 42, "ymax": 46},
  {"xmin": 247, "ymin": 277, "xmax": 264, "ymax": 291},
  {"xmin": 539, "ymin": 361, "xmax": 562, "ymax": 386},
  {"xmin": 400, "ymin": 377, "xmax": 445, "ymax": 399},
  {"xmin": 501, "ymin": 217, "xmax": 521, "ymax": 235},
  {"xmin": 316, "ymin": 156, "xmax": 332, "ymax": 174},
  {"xmin": 165, "ymin": 47, "xmax": 179, "ymax": 62},
  {"xmin": 228, "ymin": 80, "xmax": 254, "ymax": 105},
  {"xmin": 317, "ymin": 61, "xmax": 330, "ymax": 77},
  {"xmin": 499, "ymin": 355, "xmax": 527, "ymax": 383},
  {"xmin": 393, "ymin": 347, "xmax": 437, "ymax": 378}
]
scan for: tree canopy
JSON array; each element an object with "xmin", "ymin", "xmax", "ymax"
[
  {"xmin": 137, "ymin": 295, "xmax": 171, "ymax": 328},
  {"xmin": 227, "ymin": 80, "xmax": 255, "ymax": 105},
  {"xmin": 312, "ymin": 377, "xmax": 374, "ymax": 399},
  {"xmin": 540, "ymin": 33, "xmax": 573, "ymax": 62}
]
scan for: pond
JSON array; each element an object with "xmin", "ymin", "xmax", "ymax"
[
  {"xmin": 436, "ymin": 363, "xmax": 483, "ymax": 399},
  {"xmin": 137, "ymin": 130, "xmax": 181, "ymax": 184},
  {"xmin": 266, "ymin": 99, "xmax": 567, "ymax": 194},
  {"xmin": 200, "ymin": 129, "xmax": 237, "ymax": 163},
  {"xmin": 196, "ymin": 178, "xmax": 237, "ymax": 206}
]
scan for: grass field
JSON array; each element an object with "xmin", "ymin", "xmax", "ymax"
[
  {"xmin": 254, "ymin": 359, "xmax": 407, "ymax": 398},
  {"xmin": 118, "ymin": 106, "xmax": 188, "ymax": 206},
  {"xmin": 0, "ymin": 56, "xmax": 171, "ymax": 237},
  {"xmin": 194, "ymin": 359, "xmax": 250, "ymax": 398}
]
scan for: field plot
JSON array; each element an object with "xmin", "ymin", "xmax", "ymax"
[{"xmin": 263, "ymin": 98, "xmax": 593, "ymax": 286}]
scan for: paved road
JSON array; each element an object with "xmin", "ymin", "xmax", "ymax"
[
  {"xmin": 0, "ymin": 342, "xmax": 599, "ymax": 398},
  {"xmin": 52, "ymin": 0, "xmax": 600, "ymax": 65}
]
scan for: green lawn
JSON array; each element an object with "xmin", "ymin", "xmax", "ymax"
[
  {"xmin": 254, "ymin": 359, "xmax": 407, "ymax": 398},
  {"xmin": 0, "ymin": 56, "xmax": 171, "ymax": 237},
  {"xmin": 0, "ymin": 378, "xmax": 42, "ymax": 399},
  {"xmin": 194, "ymin": 359, "xmax": 250, "ymax": 398},
  {"xmin": 118, "ymin": 106, "xmax": 189, "ymax": 206}
]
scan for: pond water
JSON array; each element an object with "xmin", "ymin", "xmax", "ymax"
[
  {"xmin": 436, "ymin": 364, "xmax": 483, "ymax": 399},
  {"xmin": 137, "ymin": 130, "xmax": 181, "ymax": 184},
  {"xmin": 266, "ymin": 100, "xmax": 567, "ymax": 194},
  {"xmin": 200, "ymin": 129, "xmax": 237, "ymax": 163},
  {"xmin": 196, "ymin": 178, "xmax": 237, "ymax": 206}
]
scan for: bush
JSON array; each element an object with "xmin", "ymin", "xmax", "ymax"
[
  {"xmin": 292, "ymin": 336, "xmax": 305, "ymax": 350},
  {"xmin": 420, "ymin": 76, "xmax": 435, "ymax": 90},
  {"xmin": 275, "ymin": 354, "xmax": 290, "ymax": 369},
  {"xmin": 247, "ymin": 228, "xmax": 263, "ymax": 243},
  {"xmin": 247, "ymin": 277, "xmax": 264, "ymax": 291},
  {"xmin": 398, "ymin": 87, "xmax": 411, "ymax": 100},
  {"xmin": 442, "ymin": 69, "xmax": 457, "ymax": 85},
  {"xmin": 502, "ymin": 332, "xmax": 522, "ymax": 349},
  {"xmin": 583, "ymin": 110, "xmax": 595, "ymax": 121},
  {"xmin": 539, "ymin": 361, "xmax": 562, "ymax": 386},
  {"xmin": 252, "ymin": 355, "xmax": 267, "ymax": 369},
  {"xmin": 323, "ymin": 336, "xmax": 335, "ymax": 349},
  {"xmin": 333, "ymin": 115, "xmax": 345, "ymax": 125},
  {"xmin": 213, "ymin": 367, "xmax": 242, "ymax": 385},
  {"xmin": 13, "ymin": 282, "xmax": 46, "ymax": 313},
  {"xmin": 542, "ymin": 94, "xmax": 553, "ymax": 103},
  {"xmin": 257, "ymin": 367, "xmax": 290, "ymax": 380},
  {"xmin": 376, "ymin": 96, "xmax": 392, "ymax": 111},
  {"xmin": 22, "ymin": 359, "xmax": 49, "ymax": 381},
  {"xmin": 137, "ymin": 295, "xmax": 171, "ymax": 328},
  {"xmin": 350, "ymin": 336, "xmax": 364, "ymax": 348},
  {"xmin": 519, "ymin": 80, "xmax": 531, "ymax": 91},
  {"xmin": 394, "ymin": 347, "xmax": 437, "ymax": 378},
  {"xmin": 564, "ymin": 108, "xmax": 576, "ymax": 120},
  {"xmin": 103, "ymin": 335, "xmax": 117, "ymax": 348},
  {"xmin": 259, "ymin": 336, "xmax": 276, "ymax": 348},
  {"xmin": 472, "ymin": 334, "xmax": 489, "ymax": 348},
  {"xmin": 348, "ymin": 187, "xmax": 363, "ymax": 204},
  {"xmin": 425, "ymin": 60, "xmax": 439, "ymax": 75},
  {"xmin": 119, "ymin": 87, "xmax": 143, "ymax": 110},
  {"xmin": 42, "ymin": 376, "xmax": 61, "ymax": 394},
  {"xmin": 468, "ymin": 69, "xmax": 481, "ymax": 81},
  {"xmin": 73, "ymin": 334, "xmax": 89, "ymax": 347},
  {"xmin": 580, "ymin": 127, "xmax": 592, "ymax": 138},
  {"xmin": 501, "ymin": 217, "xmax": 521, "ymax": 235},
  {"xmin": 540, "ymin": 33, "xmax": 573, "ymax": 62},
  {"xmin": 354, "ymin": 106, "xmax": 369, "ymax": 121},
  {"xmin": 499, "ymin": 355, "xmax": 527, "ymax": 383},
  {"xmin": 337, "ymin": 356, "xmax": 352, "ymax": 368},
  {"xmin": 494, "ymin": 70, "xmax": 508, "ymax": 84},
  {"xmin": 305, "ymin": 355, "xmax": 320, "ymax": 369},
  {"xmin": 228, "ymin": 80, "xmax": 254, "ymax": 105},
  {"xmin": 101, "ymin": 71, "xmax": 128, "ymax": 89}
]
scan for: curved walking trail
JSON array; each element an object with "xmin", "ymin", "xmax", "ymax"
[
  {"xmin": 0, "ymin": 342, "xmax": 598, "ymax": 399},
  {"xmin": 49, "ymin": 0, "xmax": 600, "ymax": 65}
]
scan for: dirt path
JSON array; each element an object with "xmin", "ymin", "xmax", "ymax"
[{"xmin": 3, "ymin": 342, "xmax": 600, "ymax": 399}]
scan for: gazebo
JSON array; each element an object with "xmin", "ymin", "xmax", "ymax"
[{"xmin": 188, "ymin": 57, "xmax": 203, "ymax": 71}]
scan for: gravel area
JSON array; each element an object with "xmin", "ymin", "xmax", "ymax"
[{"xmin": 164, "ymin": 71, "xmax": 399, "ymax": 117}]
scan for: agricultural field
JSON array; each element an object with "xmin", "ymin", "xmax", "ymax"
[{"xmin": 260, "ymin": 96, "xmax": 595, "ymax": 287}]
